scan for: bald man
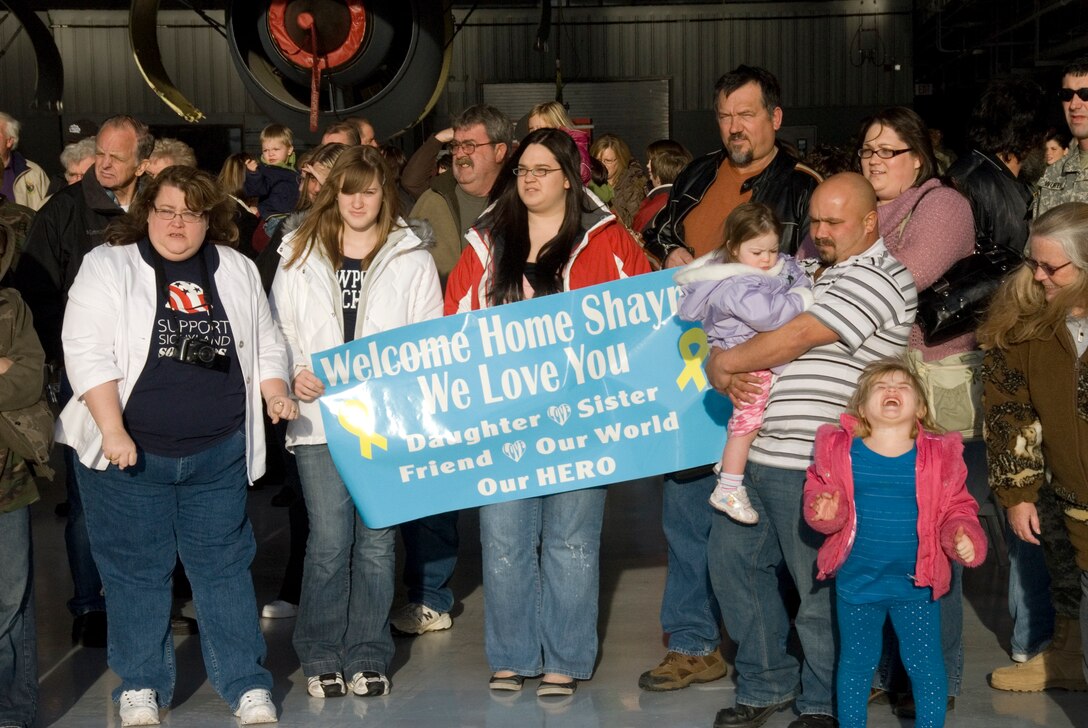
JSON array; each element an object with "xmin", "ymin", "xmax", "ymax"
[{"xmin": 704, "ymin": 174, "xmax": 917, "ymax": 728}]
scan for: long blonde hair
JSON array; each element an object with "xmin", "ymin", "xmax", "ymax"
[
  {"xmin": 977, "ymin": 202, "xmax": 1088, "ymax": 350},
  {"xmin": 285, "ymin": 146, "xmax": 400, "ymax": 271},
  {"xmin": 529, "ymin": 101, "xmax": 574, "ymax": 129},
  {"xmin": 846, "ymin": 358, "xmax": 941, "ymax": 438}
]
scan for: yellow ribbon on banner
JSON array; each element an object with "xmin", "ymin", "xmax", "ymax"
[
  {"xmin": 337, "ymin": 399, "xmax": 389, "ymax": 459},
  {"xmin": 675, "ymin": 327, "xmax": 709, "ymax": 392}
]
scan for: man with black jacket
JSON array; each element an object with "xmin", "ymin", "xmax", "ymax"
[
  {"xmin": 14, "ymin": 114, "xmax": 152, "ymax": 649},
  {"xmin": 637, "ymin": 65, "xmax": 820, "ymax": 700}
]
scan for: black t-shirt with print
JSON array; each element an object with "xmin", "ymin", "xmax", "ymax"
[
  {"xmin": 124, "ymin": 239, "xmax": 246, "ymax": 457},
  {"xmin": 339, "ymin": 256, "xmax": 365, "ymax": 342}
]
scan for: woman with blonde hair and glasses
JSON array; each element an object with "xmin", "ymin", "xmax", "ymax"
[
  {"xmin": 978, "ymin": 201, "xmax": 1088, "ymax": 693},
  {"xmin": 590, "ymin": 132, "xmax": 647, "ymax": 228}
]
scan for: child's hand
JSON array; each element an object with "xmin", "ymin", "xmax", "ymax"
[
  {"xmin": 0, "ymin": 356, "xmax": 13, "ymax": 375},
  {"xmin": 810, "ymin": 491, "xmax": 840, "ymax": 521},
  {"xmin": 954, "ymin": 527, "xmax": 975, "ymax": 562},
  {"xmin": 245, "ymin": 158, "xmax": 259, "ymax": 172}
]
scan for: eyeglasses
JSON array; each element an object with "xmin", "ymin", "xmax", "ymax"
[
  {"xmin": 152, "ymin": 207, "xmax": 204, "ymax": 224},
  {"xmin": 1024, "ymin": 257, "xmax": 1074, "ymax": 276},
  {"xmin": 857, "ymin": 147, "xmax": 913, "ymax": 160},
  {"xmin": 448, "ymin": 140, "xmax": 495, "ymax": 154},
  {"xmin": 1058, "ymin": 88, "xmax": 1088, "ymax": 103},
  {"xmin": 513, "ymin": 167, "xmax": 562, "ymax": 178}
]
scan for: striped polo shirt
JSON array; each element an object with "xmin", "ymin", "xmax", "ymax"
[{"xmin": 749, "ymin": 238, "xmax": 917, "ymax": 471}]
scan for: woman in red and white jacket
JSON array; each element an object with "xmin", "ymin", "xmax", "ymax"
[{"xmin": 444, "ymin": 128, "xmax": 649, "ymax": 696}]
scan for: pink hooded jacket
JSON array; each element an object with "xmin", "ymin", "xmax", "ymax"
[{"xmin": 802, "ymin": 414, "xmax": 987, "ymax": 600}]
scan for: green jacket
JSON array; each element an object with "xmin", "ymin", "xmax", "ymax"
[{"xmin": 0, "ymin": 222, "xmax": 47, "ymax": 512}]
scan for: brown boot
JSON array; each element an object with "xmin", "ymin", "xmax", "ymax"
[
  {"xmin": 638, "ymin": 648, "xmax": 728, "ymax": 691},
  {"xmin": 989, "ymin": 616, "xmax": 1088, "ymax": 692}
]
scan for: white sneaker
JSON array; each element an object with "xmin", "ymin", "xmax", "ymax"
[
  {"xmin": 119, "ymin": 689, "xmax": 159, "ymax": 726},
  {"xmin": 349, "ymin": 671, "xmax": 390, "ymax": 697},
  {"xmin": 306, "ymin": 672, "xmax": 346, "ymax": 698},
  {"xmin": 261, "ymin": 600, "xmax": 298, "ymax": 619},
  {"xmin": 234, "ymin": 688, "xmax": 277, "ymax": 725},
  {"xmin": 709, "ymin": 485, "xmax": 759, "ymax": 524},
  {"xmin": 390, "ymin": 603, "xmax": 452, "ymax": 635}
]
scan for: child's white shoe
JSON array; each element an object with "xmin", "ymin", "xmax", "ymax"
[{"xmin": 709, "ymin": 485, "xmax": 759, "ymax": 524}]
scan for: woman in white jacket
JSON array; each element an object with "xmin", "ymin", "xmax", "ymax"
[
  {"xmin": 270, "ymin": 146, "xmax": 442, "ymax": 699},
  {"xmin": 58, "ymin": 166, "xmax": 295, "ymax": 726}
]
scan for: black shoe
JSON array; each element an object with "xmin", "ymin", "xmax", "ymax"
[
  {"xmin": 54, "ymin": 500, "xmax": 71, "ymax": 517},
  {"xmin": 72, "ymin": 611, "xmax": 107, "ymax": 648},
  {"xmin": 787, "ymin": 715, "xmax": 838, "ymax": 728},
  {"xmin": 894, "ymin": 694, "xmax": 954, "ymax": 719},
  {"xmin": 713, "ymin": 701, "xmax": 791, "ymax": 728}
]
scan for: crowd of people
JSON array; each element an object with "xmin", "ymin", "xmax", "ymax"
[{"xmin": 1, "ymin": 54, "xmax": 1088, "ymax": 728}]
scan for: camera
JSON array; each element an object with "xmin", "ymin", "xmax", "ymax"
[{"xmin": 172, "ymin": 336, "xmax": 230, "ymax": 373}]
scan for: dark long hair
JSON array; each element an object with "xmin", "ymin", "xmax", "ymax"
[
  {"xmin": 105, "ymin": 165, "xmax": 237, "ymax": 246},
  {"xmin": 483, "ymin": 128, "xmax": 588, "ymax": 305}
]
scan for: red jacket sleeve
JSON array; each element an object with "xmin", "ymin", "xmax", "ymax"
[
  {"xmin": 935, "ymin": 433, "xmax": 989, "ymax": 567},
  {"xmin": 803, "ymin": 425, "xmax": 850, "ymax": 535}
]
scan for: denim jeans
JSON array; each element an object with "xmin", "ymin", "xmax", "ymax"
[
  {"xmin": 1007, "ymin": 521, "xmax": 1054, "ymax": 656},
  {"xmin": 707, "ymin": 462, "xmax": 835, "ymax": 715},
  {"xmin": 399, "ymin": 511, "xmax": 459, "ymax": 613},
  {"xmin": 77, "ymin": 430, "xmax": 271, "ymax": 709},
  {"xmin": 480, "ymin": 488, "xmax": 607, "ymax": 679},
  {"xmin": 875, "ymin": 564, "xmax": 964, "ymax": 697},
  {"xmin": 659, "ymin": 471, "xmax": 722, "ymax": 656},
  {"xmin": 0, "ymin": 506, "xmax": 36, "ymax": 728},
  {"xmin": 293, "ymin": 444, "xmax": 394, "ymax": 677}
]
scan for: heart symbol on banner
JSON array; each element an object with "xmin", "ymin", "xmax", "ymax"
[
  {"xmin": 502, "ymin": 440, "xmax": 527, "ymax": 462},
  {"xmin": 547, "ymin": 404, "xmax": 571, "ymax": 426}
]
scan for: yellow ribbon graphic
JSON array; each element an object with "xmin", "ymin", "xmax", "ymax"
[
  {"xmin": 675, "ymin": 327, "xmax": 709, "ymax": 392},
  {"xmin": 337, "ymin": 399, "xmax": 389, "ymax": 459}
]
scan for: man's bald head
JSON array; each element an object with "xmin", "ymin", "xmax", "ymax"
[{"xmin": 808, "ymin": 172, "xmax": 880, "ymax": 265}]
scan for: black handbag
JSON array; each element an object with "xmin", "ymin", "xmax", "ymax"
[{"xmin": 916, "ymin": 241, "xmax": 1022, "ymax": 346}]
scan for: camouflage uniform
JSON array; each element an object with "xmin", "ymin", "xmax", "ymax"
[{"xmin": 1034, "ymin": 145, "xmax": 1088, "ymax": 217}]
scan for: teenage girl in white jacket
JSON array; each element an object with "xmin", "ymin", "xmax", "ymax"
[{"xmin": 269, "ymin": 146, "xmax": 442, "ymax": 700}]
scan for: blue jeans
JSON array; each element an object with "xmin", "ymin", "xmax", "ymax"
[
  {"xmin": 400, "ymin": 511, "xmax": 458, "ymax": 613},
  {"xmin": 708, "ymin": 462, "xmax": 835, "ymax": 716},
  {"xmin": 480, "ymin": 488, "xmax": 607, "ymax": 679},
  {"xmin": 875, "ymin": 565, "xmax": 963, "ymax": 697},
  {"xmin": 1007, "ymin": 520, "xmax": 1055, "ymax": 656},
  {"xmin": 839, "ymin": 598, "xmax": 945, "ymax": 728},
  {"xmin": 293, "ymin": 444, "xmax": 394, "ymax": 677},
  {"xmin": 0, "ymin": 506, "xmax": 36, "ymax": 728},
  {"xmin": 659, "ymin": 471, "xmax": 722, "ymax": 656},
  {"xmin": 77, "ymin": 430, "xmax": 271, "ymax": 709}
]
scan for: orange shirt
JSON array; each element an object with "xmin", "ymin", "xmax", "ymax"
[{"xmin": 682, "ymin": 160, "xmax": 754, "ymax": 258}]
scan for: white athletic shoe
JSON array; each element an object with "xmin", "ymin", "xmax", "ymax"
[
  {"xmin": 234, "ymin": 688, "xmax": 278, "ymax": 725},
  {"xmin": 119, "ymin": 689, "xmax": 159, "ymax": 726},
  {"xmin": 709, "ymin": 485, "xmax": 759, "ymax": 524}
]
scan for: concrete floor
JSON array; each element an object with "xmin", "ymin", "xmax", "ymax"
[{"xmin": 28, "ymin": 476, "xmax": 1088, "ymax": 727}]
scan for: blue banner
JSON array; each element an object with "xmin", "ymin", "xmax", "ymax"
[{"xmin": 312, "ymin": 269, "xmax": 731, "ymax": 528}]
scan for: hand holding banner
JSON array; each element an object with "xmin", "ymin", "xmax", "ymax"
[{"xmin": 313, "ymin": 269, "xmax": 731, "ymax": 527}]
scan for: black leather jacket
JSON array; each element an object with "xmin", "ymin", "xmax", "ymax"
[
  {"xmin": 643, "ymin": 145, "xmax": 821, "ymax": 262},
  {"xmin": 947, "ymin": 149, "xmax": 1032, "ymax": 255}
]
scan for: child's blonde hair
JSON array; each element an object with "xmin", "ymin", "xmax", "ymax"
[
  {"xmin": 720, "ymin": 202, "xmax": 781, "ymax": 263},
  {"xmin": 260, "ymin": 123, "xmax": 294, "ymax": 148},
  {"xmin": 846, "ymin": 357, "xmax": 942, "ymax": 438}
]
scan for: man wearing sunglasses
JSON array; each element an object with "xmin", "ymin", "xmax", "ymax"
[{"xmin": 1035, "ymin": 58, "xmax": 1088, "ymax": 216}]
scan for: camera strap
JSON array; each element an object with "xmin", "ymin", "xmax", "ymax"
[{"xmin": 148, "ymin": 240, "xmax": 215, "ymax": 346}]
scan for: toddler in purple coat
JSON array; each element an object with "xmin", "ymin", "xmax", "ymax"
[{"xmin": 673, "ymin": 203, "xmax": 812, "ymax": 524}]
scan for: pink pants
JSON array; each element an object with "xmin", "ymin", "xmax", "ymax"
[{"xmin": 727, "ymin": 369, "xmax": 774, "ymax": 437}]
